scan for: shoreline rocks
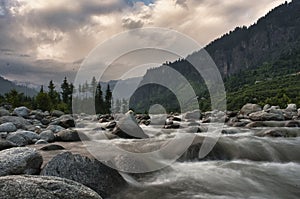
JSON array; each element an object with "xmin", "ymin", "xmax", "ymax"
[
  {"xmin": 0, "ymin": 175, "xmax": 103, "ymax": 199},
  {"xmin": 0, "ymin": 147, "xmax": 43, "ymax": 176}
]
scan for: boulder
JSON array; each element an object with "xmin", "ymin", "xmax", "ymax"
[
  {"xmin": 0, "ymin": 116, "xmax": 30, "ymax": 129},
  {"xmin": 249, "ymin": 111, "xmax": 284, "ymax": 121},
  {"xmin": 52, "ymin": 115, "xmax": 75, "ymax": 128},
  {"xmin": 286, "ymin": 104, "xmax": 297, "ymax": 112},
  {"xmin": 46, "ymin": 124, "xmax": 65, "ymax": 133},
  {"xmin": 0, "ymin": 140, "xmax": 17, "ymax": 151},
  {"xmin": 57, "ymin": 129, "xmax": 81, "ymax": 142},
  {"xmin": 41, "ymin": 152, "xmax": 127, "ymax": 198},
  {"xmin": 0, "ymin": 147, "xmax": 42, "ymax": 176},
  {"xmin": 112, "ymin": 111, "xmax": 149, "ymax": 139},
  {"xmin": 0, "ymin": 175, "xmax": 102, "ymax": 199},
  {"xmin": 263, "ymin": 104, "xmax": 271, "ymax": 111},
  {"xmin": 184, "ymin": 110, "xmax": 201, "ymax": 120},
  {"xmin": 30, "ymin": 110, "xmax": 45, "ymax": 120},
  {"xmin": 105, "ymin": 121, "xmax": 117, "ymax": 130},
  {"xmin": 239, "ymin": 103, "xmax": 262, "ymax": 116},
  {"xmin": 6, "ymin": 130, "xmax": 40, "ymax": 146},
  {"xmin": 0, "ymin": 107, "xmax": 10, "ymax": 117},
  {"xmin": 13, "ymin": 106, "xmax": 30, "ymax": 118},
  {"xmin": 39, "ymin": 130, "xmax": 55, "ymax": 142},
  {"xmin": 51, "ymin": 110, "xmax": 65, "ymax": 117},
  {"xmin": 0, "ymin": 122, "xmax": 17, "ymax": 132}
]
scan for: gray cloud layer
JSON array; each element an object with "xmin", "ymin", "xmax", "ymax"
[{"xmin": 0, "ymin": 0, "xmax": 289, "ymax": 85}]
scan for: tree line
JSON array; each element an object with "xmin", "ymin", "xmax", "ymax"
[{"xmin": 0, "ymin": 77, "xmax": 129, "ymax": 114}]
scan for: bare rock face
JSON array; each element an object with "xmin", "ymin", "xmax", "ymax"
[
  {"xmin": 0, "ymin": 147, "xmax": 43, "ymax": 176},
  {"xmin": 0, "ymin": 175, "xmax": 102, "ymax": 199},
  {"xmin": 239, "ymin": 104, "xmax": 262, "ymax": 116},
  {"xmin": 41, "ymin": 152, "xmax": 127, "ymax": 198}
]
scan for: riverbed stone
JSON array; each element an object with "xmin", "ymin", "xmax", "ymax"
[
  {"xmin": 13, "ymin": 106, "xmax": 30, "ymax": 118},
  {"xmin": 0, "ymin": 116, "xmax": 30, "ymax": 129},
  {"xmin": 0, "ymin": 175, "xmax": 102, "ymax": 199},
  {"xmin": 240, "ymin": 103, "xmax": 262, "ymax": 116},
  {"xmin": 0, "ymin": 147, "xmax": 42, "ymax": 176},
  {"xmin": 41, "ymin": 152, "xmax": 127, "ymax": 198},
  {"xmin": 0, "ymin": 122, "xmax": 17, "ymax": 132},
  {"xmin": 249, "ymin": 111, "xmax": 284, "ymax": 121}
]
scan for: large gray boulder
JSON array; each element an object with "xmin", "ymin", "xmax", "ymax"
[
  {"xmin": 0, "ymin": 175, "xmax": 102, "ymax": 199},
  {"xmin": 285, "ymin": 104, "xmax": 297, "ymax": 112},
  {"xmin": 41, "ymin": 152, "xmax": 127, "ymax": 198},
  {"xmin": 39, "ymin": 130, "xmax": 55, "ymax": 142},
  {"xmin": 51, "ymin": 110, "xmax": 65, "ymax": 117},
  {"xmin": 57, "ymin": 129, "xmax": 81, "ymax": 142},
  {"xmin": 51, "ymin": 115, "xmax": 75, "ymax": 128},
  {"xmin": 0, "ymin": 122, "xmax": 17, "ymax": 132},
  {"xmin": 112, "ymin": 111, "xmax": 149, "ymax": 139},
  {"xmin": 249, "ymin": 111, "xmax": 284, "ymax": 121},
  {"xmin": 0, "ymin": 116, "xmax": 30, "ymax": 129},
  {"xmin": 46, "ymin": 124, "xmax": 65, "ymax": 133},
  {"xmin": 6, "ymin": 130, "xmax": 40, "ymax": 146},
  {"xmin": 239, "ymin": 103, "xmax": 262, "ymax": 116},
  {"xmin": 13, "ymin": 106, "xmax": 30, "ymax": 118},
  {"xmin": 0, "ymin": 108, "xmax": 10, "ymax": 117},
  {"xmin": 0, "ymin": 147, "xmax": 42, "ymax": 176}
]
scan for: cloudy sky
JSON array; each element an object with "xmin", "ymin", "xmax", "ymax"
[{"xmin": 0, "ymin": 0, "xmax": 289, "ymax": 86}]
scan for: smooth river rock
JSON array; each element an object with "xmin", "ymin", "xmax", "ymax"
[
  {"xmin": 41, "ymin": 152, "xmax": 127, "ymax": 198},
  {"xmin": 0, "ymin": 147, "xmax": 43, "ymax": 176},
  {"xmin": 0, "ymin": 122, "xmax": 17, "ymax": 132},
  {"xmin": 0, "ymin": 175, "xmax": 102, "ymax": 199},
  {"xmin": 0, "ymin": 116, "xmax": 30, "ymax": 129}
]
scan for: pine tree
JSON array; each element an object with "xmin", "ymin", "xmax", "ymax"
[
  {"xmin": 104, "ymin": 84, "xmax": 112, "ymax": 114},
  {"xmin": 36, "ymin": 86, "xmax": 51, "ymax": 111},
  {"xmin": 61, "ymin": 77, "xmax": 70, "ymax": 104},
  {"xmin": 95, "ymin": 82, "xmax": 104, "ymax": 114},
  {"xmin": 48, "ymin": 80, "xmax": 59, "ymax": 109},
  {"xmin": 91, "ymin": 76, "xmax": 97, "ymax": 98}
]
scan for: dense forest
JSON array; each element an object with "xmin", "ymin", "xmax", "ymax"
[{"xmin": 130, "ymin": 0, "xmax": 300, "ymax": 112}]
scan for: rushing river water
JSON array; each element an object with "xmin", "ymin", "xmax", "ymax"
[{"xmin": 76, "ymin": 117, "xmax": 300, "ymax": 199}]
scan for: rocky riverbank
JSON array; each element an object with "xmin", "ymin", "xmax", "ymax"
[{"xmin": 0, "ymin": 103, "xmax": 299, "ymax": 198}]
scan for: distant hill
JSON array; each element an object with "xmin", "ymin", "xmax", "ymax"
[
  {"xmin": 0, "ymin": 76, "xmax": 37, "ymax": 96},
  {"xmin": 129, "ymin": 0, "xmax": 300, "ymax": 112}
]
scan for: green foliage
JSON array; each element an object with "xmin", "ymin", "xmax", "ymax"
[
  {"xmin": 4, "ymin": 89, "xmax": 25, "ymax": 108},
  {"xmin": 35, "ymin": 91, "xmax": 51, "ymax": 111}
]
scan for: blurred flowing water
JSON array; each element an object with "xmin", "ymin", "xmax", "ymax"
[{"xmin": 76, "ymin": 119, "xmax": 300, "ymax": 199}]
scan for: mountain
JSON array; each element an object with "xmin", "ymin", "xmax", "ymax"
[
  {"xmin": 129, "ymin": 0, "xmax": 300, "ymax": 112},
  {"xmin": 0, "ymin": 76, "xmax": 37, "ymax": 96}
]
